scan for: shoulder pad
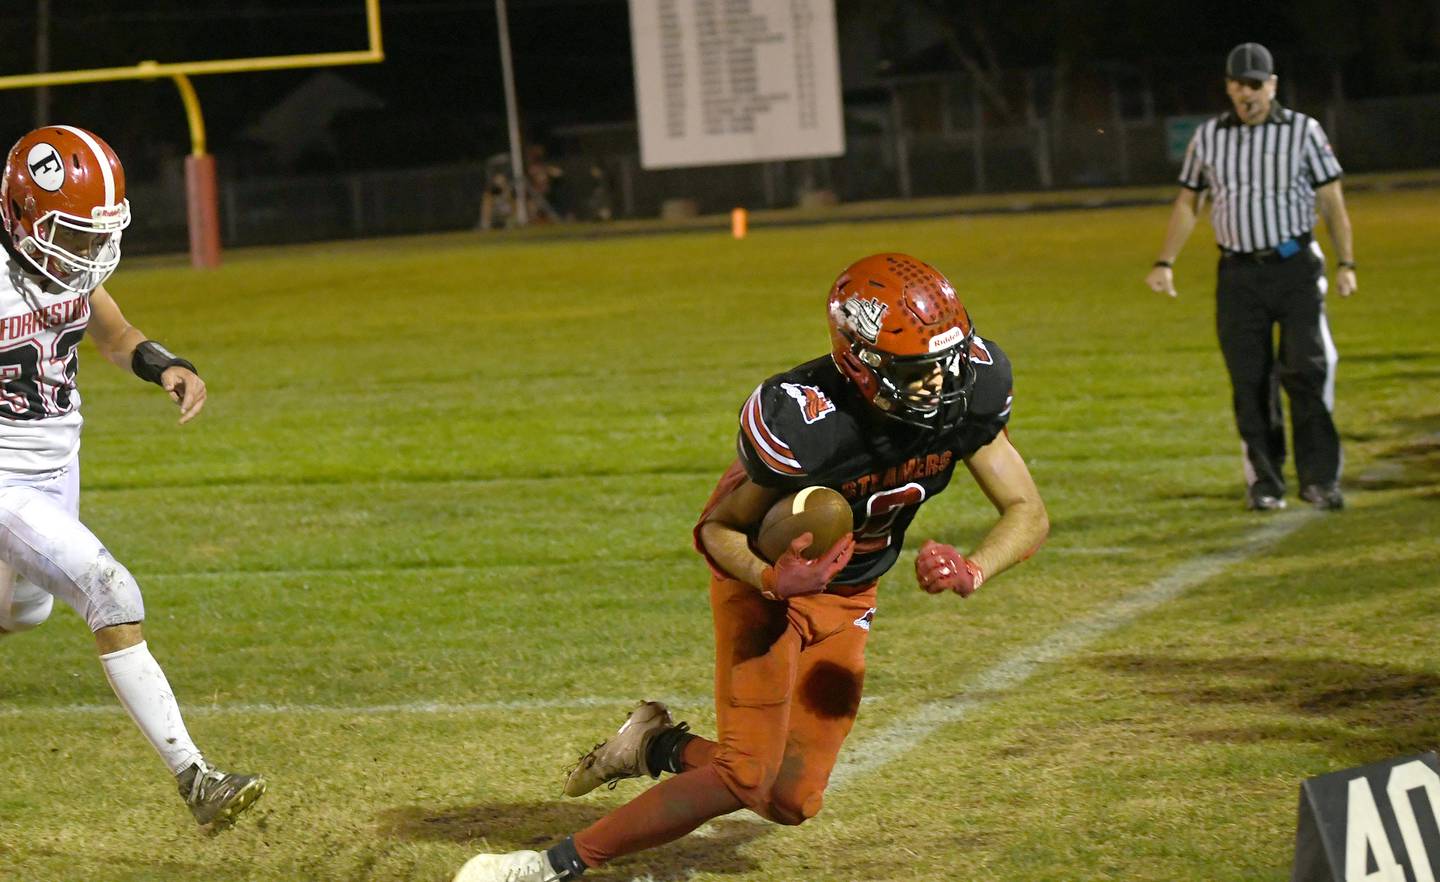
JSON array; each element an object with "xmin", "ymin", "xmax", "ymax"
[
  {"xmin": 966, "ymin": 337, "xmax": 1013, "ymax": 418},
  {"xmin": 736, "ymin": 379, "xmax": 841, "ymax": 485}
]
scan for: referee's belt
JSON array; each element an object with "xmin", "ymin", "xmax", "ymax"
[{"xmin": 1220, "ymin": 231, "xmax": 1312, "ymax": 264}]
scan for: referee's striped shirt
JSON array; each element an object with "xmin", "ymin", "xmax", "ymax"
[{"xmin": 1179, "ymin": 103, "xmax": 1343, "ymax": 253}]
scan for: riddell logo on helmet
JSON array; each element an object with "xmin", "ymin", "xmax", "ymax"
[
  {"xmin": 91, "ymin": 204, "xmax": 126, "ymax": 226},
  {"xmin": 928, "ymin": 326, "xmax": 964, "ymax": 352},
  {"xmin": 26, "ymin": 144, "xmax": 65, "ymax": 192}
]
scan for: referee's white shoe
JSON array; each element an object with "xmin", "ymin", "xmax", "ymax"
[{"xmin": 1246, "ymin": 488, "xmax": 1287, "ymax": 511}]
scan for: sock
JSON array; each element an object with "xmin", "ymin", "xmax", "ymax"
[
  {"xmin": 680, "ymin": 734, "xmax": 718, "ymax": 770},
  {"xmin": 573, "ymin": 765, "xmax": 744, "ymax": 867},
  {"xmin": 646, "ymin": 722, "xmax": 695, "ymax": 775},
  {"xmin": 100, "ymin": 641, "xmax": 203, "ymax": 775},
  {"xmin": 544, "ymin": 836, "xmax": 587, "ymax": 879}
]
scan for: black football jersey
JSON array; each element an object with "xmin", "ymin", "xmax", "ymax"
[{"xmin": 736, "ymin": 337, "xmax": 1013, "ymax": 584}]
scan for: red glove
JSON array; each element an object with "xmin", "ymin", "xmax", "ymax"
[
  {"xmin": 760, "ymin": 532, "xmax": 855, "ymax": 600},
  {"xmin": 915, "ymin": 540, "xmax": 985, "ymax": 598}
]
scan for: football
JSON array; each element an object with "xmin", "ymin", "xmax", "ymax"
[{"xmin": 755, "ymin": 486, "xmax": 854, "ymax": 562}]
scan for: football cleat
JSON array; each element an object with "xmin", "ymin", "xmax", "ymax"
[
  {"xmin": 177, "ymin": 760, "xmax": 266, "ymax": 830},
  {"xmin": 453, "ymin": 849, "xmax": 564, "ymax": 882},
  {"xmin": 1300, "ymin": 483, "xmax": 1345, "ymax": 511},
  {"xmin": 563, "ymin": 700, "xmax": 675, "ymax": 797}
]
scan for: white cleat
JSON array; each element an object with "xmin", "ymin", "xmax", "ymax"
[{"xmin": 453, "ymin": 849, "xmax": 563, "ymax": 882}]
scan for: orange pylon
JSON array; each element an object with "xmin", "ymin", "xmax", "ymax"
[{"xmin": 731, "ymin": 207, "xmax": 748, "ymax": 239}]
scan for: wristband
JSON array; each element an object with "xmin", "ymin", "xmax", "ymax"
[
  {"xmin": 1152, "ymin": 260, "xmax": 1173, "ymax": 269},
  {"xmin": 1337, "ymin": 260, "xmax": 1356, "ymax": 270},
  {"xmin": 131, "ymin": 340, "xmax": 197, "ymax": 386}
]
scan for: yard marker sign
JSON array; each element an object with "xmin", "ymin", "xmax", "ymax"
[{"xmin": 1293, "ymin": 752, "xmax": 1440, "ymax": 882}]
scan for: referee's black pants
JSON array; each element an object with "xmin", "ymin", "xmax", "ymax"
[{"xmin": 1215, "ymin": 243, "xmax": 1341, "ymax": 498}]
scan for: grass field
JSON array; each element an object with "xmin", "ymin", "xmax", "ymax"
[{"xmin": 1, "ymin": 188, "xmax": 1437, "ymax": 882}]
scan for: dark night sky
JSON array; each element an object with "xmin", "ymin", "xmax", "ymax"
[
  {"xmin": 0, "ymin": 0, "xmax": 1435, "ymax": 178},
  {"xmin": 0, "ymin": 0, "xmax": 638, "ymax": 173}
]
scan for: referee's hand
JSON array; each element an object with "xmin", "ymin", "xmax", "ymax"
[
  {"xmin": 1145, "ymin": 265, "xmax": 1178, "ymax": 298},
  {"xmin": 1337, "ymin": 267, "xmax": 1358, "ymax": 298}
]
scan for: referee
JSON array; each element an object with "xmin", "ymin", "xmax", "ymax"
[{"xmin": 1145, "ymin": 42, "xmax": 1357, "ymax": 512}]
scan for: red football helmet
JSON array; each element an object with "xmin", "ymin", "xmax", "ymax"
[
  {"xmin": 1, "ymin": 125, "xmax": 130, "ymax": 293},
  {"xmin": 827, "ymin": 253, "xmax": 977, "ymax": 429}
]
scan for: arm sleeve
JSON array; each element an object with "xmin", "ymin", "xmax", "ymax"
[
  {"xmin": 1304, "ymin": 118, "xmax": 1344, "ymax": 186},
  {"xmin": 1177, "ymin": 127, "xmax": 1209, "ymax": 191}
]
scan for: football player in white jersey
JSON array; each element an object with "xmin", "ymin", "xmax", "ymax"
[{"xmin": 0, "ymin": 125, "xmax": 264, "ymax": 829}]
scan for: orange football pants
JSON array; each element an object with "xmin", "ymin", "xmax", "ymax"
[{"xmin": 573, "ymin": 575, "xmax": 876, "ymax": 867}]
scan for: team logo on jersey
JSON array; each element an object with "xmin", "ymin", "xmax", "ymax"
[
  {"xmin": 26, "ymin": 143, "xmax": 65, "ymax": 192},
  {"xmin": 853, "ymin": 608, "xmax": 876, "ymax": 631},
  {"xmin": 781, "ymin": 382, "xmax": 835, "ymax": 424},
  {"xmin": 841, "ymin": 297, "xmax": 888, "ymax": 344}
]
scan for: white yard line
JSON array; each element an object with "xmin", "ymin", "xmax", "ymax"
[
  {"xmin": 6, "ymin": 509, "xmax": 1320, "ymax": 882},
  {"xmin": 690, "ymin": 509, "xmax": 1322, "ymax": 846},
  {"xmin": 824, "ymin": 510, "xmax": 1317, "ymax": 792},
  {"xmin": 0, "ymin": 693, "xmax": 888, "ymax": 718},
  {"xmin": 6, "ymin": 514, "xmax": 1310, "ymax": 732},
  {"xmin": 0, "ymin": 695, "xmax": 704, "ymax": 718}
]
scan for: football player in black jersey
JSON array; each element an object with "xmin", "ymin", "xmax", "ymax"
[{"xmin": 454, "ymin": 253, "xmax": 1050, "ymax": 882}]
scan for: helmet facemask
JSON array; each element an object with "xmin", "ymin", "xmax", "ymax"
[
  {"xmin": 15, "ymin": 200, "xmax": 129, "ymax": 293},
  {"xmin": 849, "ymin": 336, "xmax": 976, "ymax": 431}
]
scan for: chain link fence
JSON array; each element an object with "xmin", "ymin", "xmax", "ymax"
[{"xmin": 122, "ymin": 92, "xmax": 1440, "ymax": 254}]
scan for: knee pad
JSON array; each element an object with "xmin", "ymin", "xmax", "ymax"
[
  {"xmin": 0, "ymin": 582, "xmax": 54, "ymax": 633},
  {"xmin": 712, "ymin": 749, "xmax": 785, "ymax": 819},
  {"xmin": 80, "ymin": 552, "xmax": 145, "ymax": 631},
  {"xmin": 768, "ymin": 788, "xmax": 824, "ymax": 826}
]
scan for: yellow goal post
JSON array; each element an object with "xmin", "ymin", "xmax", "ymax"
[{"xmin": 0, "ymin": 0, "xmax": 385, "ymax": 268}]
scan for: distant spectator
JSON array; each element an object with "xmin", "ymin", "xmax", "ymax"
[
  {"xmin": 478, "ymin": 153, "xmax": 517, "ymax": 231},
  {"xmin": 524, "ymin": 143, "xmax": 562, "ymax": 224},
  {"xmin": 584, "ymin": 163, "xmax": 614, "ymax": 222}
]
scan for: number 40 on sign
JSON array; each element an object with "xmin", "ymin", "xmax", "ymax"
[{"xmin": 1293, "ymin": 752, "xmax": 1440, "ymax": 882}]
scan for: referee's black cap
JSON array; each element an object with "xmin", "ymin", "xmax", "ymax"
[{"xmin": 1226, "ymin": 43, "xmax": 1274, "ymax": 80}]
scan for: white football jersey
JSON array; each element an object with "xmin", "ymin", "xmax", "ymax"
[{"xmin": 0, "ymin": 249, "xmax": 89, "ymax": 474}]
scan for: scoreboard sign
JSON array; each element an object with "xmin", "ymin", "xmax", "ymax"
[
  {"xmin": 628, "ymin": 0, "xmax": 845, "ymax": 169},
  {"xmin": 1293, "ymin": 752, "xmax": 1440, "ymax": 882}
]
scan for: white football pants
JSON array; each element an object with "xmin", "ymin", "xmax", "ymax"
[{"xmin": 0, "ymin": 461, "xmax": 144, "ymax": 633}]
